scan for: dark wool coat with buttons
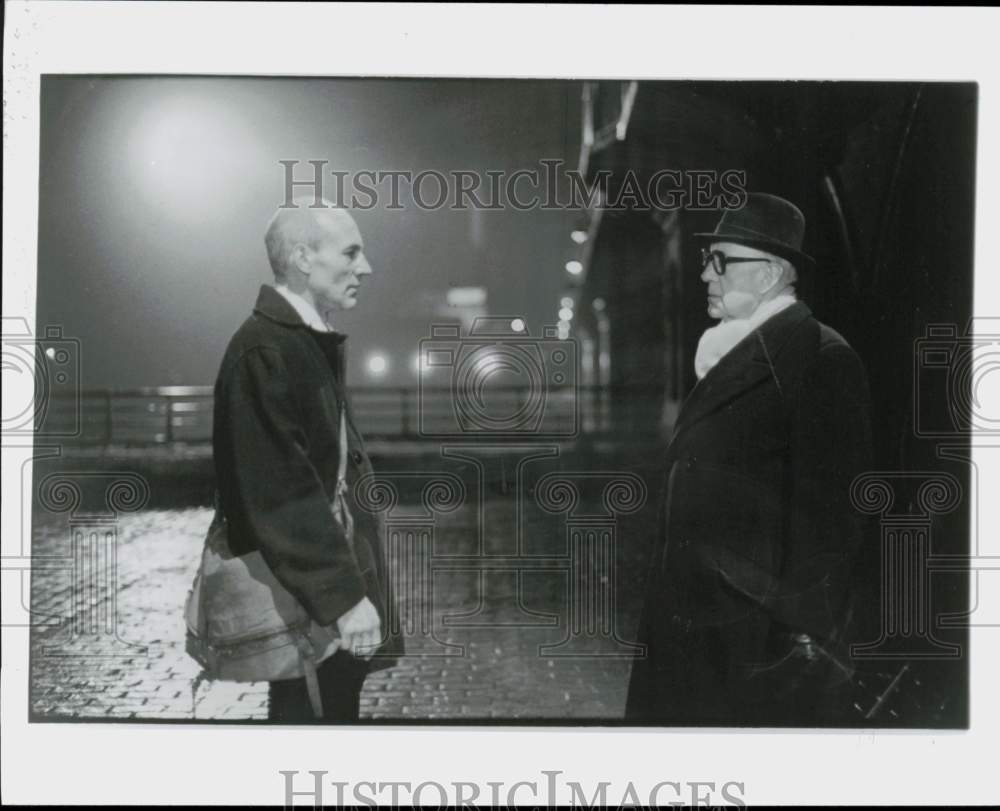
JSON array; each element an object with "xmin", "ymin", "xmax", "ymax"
[
  {"xmin": 625, "ymin": 301, "xmax": 873, "ymax": 726},
  {"xmin": 212, "ymin": 285, "xmax": 403, "ymax": 672}
]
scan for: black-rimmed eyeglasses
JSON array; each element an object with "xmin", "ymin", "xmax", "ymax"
[{"xmin": 700, "ymin": 248, "xmax": 771, "ymax": 277}]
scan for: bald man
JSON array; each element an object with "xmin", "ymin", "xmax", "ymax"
[{"xmin": 212, "ymin": 199, "xmax": 402, "ymax": 723}]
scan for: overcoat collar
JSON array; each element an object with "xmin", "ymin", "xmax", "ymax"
[
  {"xmin": 252, "ymin": 284, "xmax": 349, "ymax": 381},
  {"xmin": 670, "ymin": 300, "xmax": 813, "ymax": 443},
  {"xmin": 252, "ymin": 285, "xmax": 344, "ymax": 339}
]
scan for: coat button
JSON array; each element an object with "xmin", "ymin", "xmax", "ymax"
[{"xmin": 350, "ymin": 450, "xmax": 364, "ymax": 465}]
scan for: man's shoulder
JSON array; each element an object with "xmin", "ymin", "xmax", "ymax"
[
  {"xmin": 802, "ymin": 319, "xmax": 869, "ymax": 397},
  {"xmin": 816, "ymin": 320, "xmax": 854, "ymax": 353},
  {"xmin": 813, "ymin": 319, "xmax": 866, "ymax": 373},
  {"xmin": 216, "ymin": 310, "xmax": 305, "ymax": 380}
]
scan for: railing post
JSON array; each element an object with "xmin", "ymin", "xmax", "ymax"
[
  {"xmin": 164, "ymin": 396, "xmax": 173, "ymax": 443},
  {"xmin": 400, "ymin": 387, "xmax": 410, "ymax": 438},
  {"xmin": 104, "ymin": 391, "xmax": 113, "ymax": 444}
]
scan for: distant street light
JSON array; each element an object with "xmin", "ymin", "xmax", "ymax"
[
  {"xmin": 571, "ymin": 230, "xmax": 588, "ymax": 244},
  {"xmin": 367, "ymin": 354, "xmax": 388, "ymax": 376},
  {"xmin": 565, "ymin": 260, "xmax": 583, "ymax": 276}
]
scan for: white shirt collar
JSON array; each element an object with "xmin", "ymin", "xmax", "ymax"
[{"xmin": 274, "ymin": 284, "xmax": 331, "ymax": 332}]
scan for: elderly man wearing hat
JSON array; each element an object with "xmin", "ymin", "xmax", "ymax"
[{"xmin": 625, "ymin": 193, "xmax": 874, "ymax": 726}]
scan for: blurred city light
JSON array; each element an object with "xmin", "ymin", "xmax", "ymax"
[
  {"xmin": 510, "ymin": 318, "xmax": 526, "ymax": 333},
  {"xmin": 558, "ymin": 307, "xmax": 574, "ymax": 322},
  {"xmin": 565, "ymin": 260, "xmax": 583, "ymax": 275},
  {"xmin": 592, "ymin": 297, "xmax": 607, "ymax": 312},
  {"xmin": 367, "ymin": 354, "xmax": 388, "ymax": 376},
  {"xmin": 127, "ymin": 91, "xmax": 259, "ymax": 226},
  {"xmin": 570, "ymin": 229, "xmax": 589, "ymax": 245},
  {"xmin": 560, "ymin": 296, "xmax": 574, "ymax": 309}
]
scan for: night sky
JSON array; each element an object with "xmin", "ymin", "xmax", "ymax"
[{"xmin": 36, "ymin": 77, "xmax": 583, "ymax": 388}]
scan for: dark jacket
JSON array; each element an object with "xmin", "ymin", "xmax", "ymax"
[
  {"xmin": 625, "ymin": 301, "xmax": 873, "ymax": 725},
  {"xmin": 212, "ymin": 284, "xmax": 402, "ymax": 670}
]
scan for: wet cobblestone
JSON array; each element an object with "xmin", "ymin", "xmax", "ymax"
[{"xmin": 29, "ymin": 498, "xmax": 653, "ymax": 722}]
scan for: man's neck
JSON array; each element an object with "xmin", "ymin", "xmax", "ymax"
[{"xmin": 275, "ymin": 283, "xmax": 333, "ymax": 331}]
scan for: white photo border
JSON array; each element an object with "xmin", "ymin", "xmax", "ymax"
[{"xmin": 3, "ymin": 2, "xmax": 998, "ymax": 806}]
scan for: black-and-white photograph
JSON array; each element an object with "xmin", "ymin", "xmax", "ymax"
[
  {"xmin": 22, "ymin": 74, "xmax": 975, "ymax": 728},
  {"xmin": 4, "ymin": 3, "xmax": 999, "ymax": 807}
]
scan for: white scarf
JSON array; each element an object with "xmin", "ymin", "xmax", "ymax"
[{"xmin": 694, "ymin": 294, "xmax": 797, "ymax": 380}]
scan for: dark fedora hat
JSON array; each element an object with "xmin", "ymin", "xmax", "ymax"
[{"xmin": 694, "ymin": 192, "xmax": 815, "ymax": 272}]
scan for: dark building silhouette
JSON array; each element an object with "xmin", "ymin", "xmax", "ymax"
[{"xmin": 569, "ymin": 81, "xmax": 977, "ymax": 726}]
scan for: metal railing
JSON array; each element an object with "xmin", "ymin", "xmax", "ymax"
[{"xmin": 36, "ymin": 385, "xmax": 669, "ymax": 446}]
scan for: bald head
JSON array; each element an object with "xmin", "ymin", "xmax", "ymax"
[
  {"xmin": 264, "ymin": 198, "xmax": 358, "ymax": 282},
  {"xmin": 263, "ymin": 198, "xmax": 372, "ymax": 316}
]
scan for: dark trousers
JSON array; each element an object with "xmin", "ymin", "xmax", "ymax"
[{"xmin": 268, "ymin": 650, "xmax": 370, "ymax": 724}]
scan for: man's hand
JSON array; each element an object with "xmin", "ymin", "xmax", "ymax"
[{"xmin": 336, "ymin": 596, "xmax": 382, "ymax": 660}]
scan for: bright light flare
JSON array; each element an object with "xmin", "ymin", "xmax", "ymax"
[{"xmin": 367, "ymin": 354, "xmax": 388, "ymax": 376}]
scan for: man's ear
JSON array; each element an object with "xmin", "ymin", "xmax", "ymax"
[
  {"xmin": 757, "ymin": 262, "xmax": 783, "ymax": 294},
  {"xmin": 290, "ymin": 243, "xmax": 312, "ymax": 275}
]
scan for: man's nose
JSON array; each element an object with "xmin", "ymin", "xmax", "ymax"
[
  {"xmin": 356, "ymin": 255, "xmax": 373, "ymax": 276},
  {"xmin": 700, "ymin": 264, "xmax": 717, "ymax": 283}
]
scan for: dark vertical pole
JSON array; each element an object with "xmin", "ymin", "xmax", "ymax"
[
  {"xmin": 104, "ymin": 391, "xmax": 113, "ymax": 444},
  {"xmin": 164, "ymin": 396, "xmax": 173, "ymax": 443},
  {"xmin": 400, "ymin": 387, "xmax": 410, "ymax": 438}
]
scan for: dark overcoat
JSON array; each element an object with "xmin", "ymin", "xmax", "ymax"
[
  {"xmin": 625, "ymin": 301, "xmax": 873, "ymax": 725},
  {"xmin": 212, "ymin": 284, "xmax": 403, "ymax": 671}
]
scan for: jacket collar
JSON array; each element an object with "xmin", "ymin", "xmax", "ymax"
[
  {"xmin": 252, "ymin": 284, "xmax": 349, "ymax": 385},
  {"xmin": 252, "ymin": 284, "xmax": 348, "ymax": 344},
  {"xmin": 670, "ymin": 300, "xmax": 813, "ymax": 443}
]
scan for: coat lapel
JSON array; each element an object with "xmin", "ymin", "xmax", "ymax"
[{"xmin": 671, "ymin": 301, "xmax": 813, "ymax": 442}]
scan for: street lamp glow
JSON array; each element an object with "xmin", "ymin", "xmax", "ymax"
[
  {"xmin": 559, "ymin": 307, "xmax": 574, "ymax": 322},
  {"xmin": 510, "ymin": 318, "xmax": 526, "ymax": 333},
  {"xmin": 565, "ymin": 260, "xmax": 583, "ymax": 276},
  {"xmin": 560, "ymin": 296, "xmax": 574, "ymax": 309},
  {"xmin": 367, "ymin": 354, "xmax": 388, "ymax": 376},
  {"xmin": 570, "ymin": 230, "xmax": 588, "ymax": 244}
]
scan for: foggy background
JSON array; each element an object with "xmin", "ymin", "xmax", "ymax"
[{"xmin": 37, "ymin": 77, "xmax": 583, "ymax": 387}]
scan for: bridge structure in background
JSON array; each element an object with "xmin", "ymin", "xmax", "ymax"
[{"xmin": 38, "ymin": 385, "xmax": 669, "ymax": 447}]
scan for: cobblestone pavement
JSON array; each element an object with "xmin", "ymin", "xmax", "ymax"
[{"xmin": 28, "ymin": 489, "xmax": 656, "ymax": 723}]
